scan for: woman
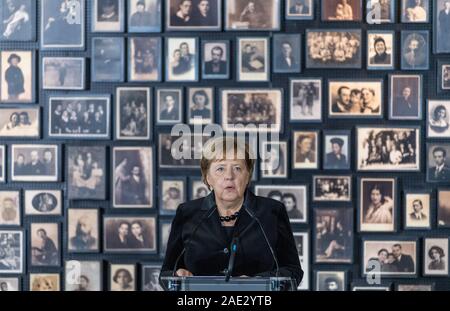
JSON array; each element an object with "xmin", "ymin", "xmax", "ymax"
[
  {"xmin": 361, "ymin": 88, "xmax": 379, "ymax": 113},
  {"xmin": 428, "ymin": 246, "xmax": 446, "ymax": 270},
  {"xmin": 112, "ymin": 268, "xmax": 134, "ymax": 291},
  {"xmin": 370, "ymin": 37, "xmax": 391, "ymax": 65},
  {"xmin": 364, "ymin": 185, "xmax": 393, "ymax": 224},
  {"xmin": 430, "ymin": 105, "xmax": 449, "ymax": 133},
  {"xmin": 160, "ymin": 137, "xmax": 303, "ymax": 288},
  {"xmin": 128, "ymin": 221, "xmax": 152, "ymax": 249}
]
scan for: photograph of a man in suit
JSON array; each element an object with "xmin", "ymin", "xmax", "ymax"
[
  {"xmin": 392, "ymin": 244, "xmax": 415, "ymax": 272},
  {"xmin": 25, "ymin": 150, "xmax": 45, "ymax": 175},
  {"xmin": 125, "ymin": 166, "xmax": 147, "ymax": 205},
  {"xmin": 325, "ymin": 137, "xmax": 348, "ymax": 169},
  {"xmin": 332, "ymin": 86, "xmax": 352, "ymax": 113},
  {"xmin": 275, "ymin": 41, "xmax": 299, "ymax": 72},
  {"xmin": 393, "ymin": 86, "xmax": 418, "ymax": 117},
  {"xmin": 289, "ymin": 0, "xmax": 310, "ymax": 14},
  {"xmin": 409, "ymin": 199, "xmax": 427, "ymax": 221},
  {"xmin": 160, "ymin": 95, "xmax": 180, "ymax": 121},
  {"xmin": 428, "ymin": 147, "xmax": 450, "ymax": 182},
  {"xmin": 204, "ymin": 45, "xmax": 227, "ymax": 75}
]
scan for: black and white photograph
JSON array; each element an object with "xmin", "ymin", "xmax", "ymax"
[
  {"xmin": 41, "ymin": 0, "xmax": 85, "ymax": 49},
  {"xmin": 293, "ymin": 232, "xmax": 309, "ymax": 290},
  {"xmin": 286, "ymin": 0, "xmax": 314, "ymax": 20},
  {"xmin": 424, "ymin": 238, "xmax": 448, "ymax": 276},
  {"xmin": 0, "ymin": 145, "xmax": 4, "ymax": 183},
  {"xmin": 313, "ymin": 176, "xmax": 351, "ymax": 202},
  {"xmin": 0, "ymin": 107, "xmax": 39, "ymax": 138},
  {"xmin": 92, "ymin": 37, "xmax": 125, "ymax": 82},
  {"xmin": 142, "ymin": 265, "xmax": 164, "ymax": 291},
  {"xmin": 290, "ymin": 78, "xmax": 322, "ymax": 122},
  {"xmin": 202, "ymin": 40, "xmax": 230, "ymax": 79},
  {"xmin": 188, "ymin": 87, "xmax": 214, "ymax": 125},
  {"xmin": 160, "ymin": 178, "xmax": 186, "ymax": 214},
  {"xmin": 359, "ymin": 177, "xmax": 397, "ymax": 232},
  {"xmin": 357, "ymin": 127, "xmax": 421, "ymax": 171},
  {"xmin": 109, "ymin": 264, "xmax": 135, "ymax": 291},
  {"xmin": 167, "ymin": 0, "xmax": 221, "ymax": 31},
  {"xmin": 156, "ymin": 88, "xmax": 183, "ymax": 125},
  {"xmin": 427, "ymin": 144, "xmax": 450, "ymax": 184},
  {"xmin": 29, "ymin": 273, "xmax": 60, "ymax": 291},
  {"xmin": 0, "ymin": 50, "xmax": 34, "ymax": 103},
  {"xmin": 42, "ymin": 57, "xmax": 85, "ymax": 90},
  {"xmin": 401, "ymin": 31, "xmax": 429, "ymax": 70},
  {"xmin": 306, "ymin": 30, "xmax": 362, "ymax": 69},
  {"xmin": 322, "ymin": 0, "xmax": 362, "ymax": 21},
  {"xmin": 389, "ymin": 74, "xmax": 422, "ymax": 120},
  {"xmin": 65, "ymin": 260, "xmax": 102, "ymax": 291},
  {"xmin": 428, "ymin": 100, "xmax": 450, "ymax": 138},
  {"xmin": 314, "ymin": 208, "xmax": 353, "ymax": 263},
  {"xmin": 237, "ymin": 37, "xmax": 269, "ymax": 82},
  {"xmin": 293, "ymin": 131, "xmax": 319, "ymax": 169},
  {"xmin": 190, "ymin": 178, "xmax": 211, "ymax": 199},
  {"xmin": 272, "ymin": 34, "xmax": 301, "ymax": 73},
  {"xmin": 255, "ymin": 185, "xmax": 308, "ymax": 223},
  {"xmin": 329, "ymin": 80, "xmax": 383, "ymax": 118},
  {"xmin": 225, "ymin": 0, "xmax": 280, "ymax": 30},
  {"xmin": 401, "ymin": 0, "xmax": 429, "ymax": 22},
  {"xmin": 116, "ymin": 87, "xmax": 151, "ymax": 140},
  {"xmin": 11, "ymin": 144, "xmax": 59, "ymax": 182},
  {"xmin": 30, "ymin": 222, "xmax": 60, "ymax": 267},
  {"xmin": 113, "ymin": 147, "xmax": 153, "ymax": 208},
  {"xmin": 159, "ymin": 220, "xmax": 171, "ymax": 257},
  {"xmin": 439, "ymin": 62, "xmax": 450, "ymax": 91},
  {"xmin": 435, "ymin": 0, "xmax": 450, "ymax": 53},
  {"xmin": 92, "ymin": 0, "xmax": 124, "ymax": 32},
  {"xmin": 49, "ymin": 95, "xmax": 110, "ymax": 139},
  {"xmin": 104, "ymin": 216, "xmax": 156, "ymax": 253},
  {"xmin": 24, "ymin": 190, "xmax": 62, "ymax": 216},
  {"xmin": 221, "ymin": 89, "xmax": 283, "ymax": 133},
  {"xmin": 0, "ymin": 277, "xmax": 19, "ymax": 291},
  {"xmin": 67, "ymin": 208, "xmax": 99, "ymax": 252},
  {"xmin": 159, "ymin": 134, "xmax": 208, "ymax": 168},
  {"xmin": 366, "ymin": 0, "xmax": 396, "ymax": 23},
  {"xmin": 128, "ymin": 37, "xmax": 161, "ymax": 82},
  {"xmin": 315, "ymin": 271, "xmax": 346, "ymax": 291},
  {"xmin": 367, "ymin": 31, "xmax": 394, "ymax": 70},
  {"xmin": 166, "ymin": 37, "xmax": 198, "ymax": 82},
  {"xmin": 0, "ymin": 0, "xmax": 35, "ymax": 41},
  {"xmin": 404, "ymin": 192, "xmax": 431, "ymax": 229},
  {"xmin": 323, "ymin": 131, "xmax": 351, "ymax": 170},
  {"xmin": 0, "ymin": 230, "xmax": 23, "ymax": 274},
  {"xmin": 438, "ymin": 189, "xmax": 450, "ymax": 227},
  {"xmin": 260, "ymin": 141, "xmax": 287, "ymax": 178},
  {"xmin": 128, "ymin": 0, "xmax": 161, "ymax": 33},
  {"xmin": 0, "ymin": 191, "xmax": 20, "ymax": 226}
]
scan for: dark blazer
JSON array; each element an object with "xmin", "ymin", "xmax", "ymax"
[
  {"xmin": 394, "ymin": 254, "xmax": 415, "ymax": 272},
  {"xmin": 160, "ymin": 190, "xmax": 303, "ymax": 286},
  {"xmin": 204, "ymin": 60, "xmax": 227, "ymax": 75}
]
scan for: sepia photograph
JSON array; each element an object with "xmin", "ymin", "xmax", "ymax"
[
  {"xmin": 166, "ymin": 37, "xmax": 198, "ymax": 82},
  {"xmin": 116, "ymin": 87, "xmax": 151, "ymax": 140},
  {"xmin": 0, "ymin": 145, "xmax": 4, "ymax": 183},
  {"xmin": 313, "ymin": 176, "xmax": 351, "ymax": 202},
  {"xmin": 404, "ymin": 192, "xmax": 431, "ymax": 229},
  {"xmin": 290, "ymin": 78, "xmax": 322, "ymax": 122},
  {"xmin": 427, "ymin": 100, "xmax": 450, "ymax": 138},
  {"xmin": 366, "ymin": 0, "xmax": 396, "ymax": 23},
  {"xmin": 166, "ymin": 0, "xmax": 221, "ymax": 31},
  {"xmin": 435, "ymin": 0, "xmax": 450, "ymax": 53},
  {"xmin": 24, "ymin": 190, "xmax": 62, "ymax": 216},
  {"xmin": 0, "ymin": 0, "xmax": 35, "ymax": 41},
  {"xmin": 315, "ymin": 270, "xmax": 346, "ymax": 291},
  {"xmin": 67, "ymin": 208, "xmax": 99, "ymax": 253},
  {"xmin": 0, "ymin": 191, "xmax": 20, "ymax": 226},
  {"xmin": 293, "ymin": 231, "xmax": 309, "ymax": 290},
  {"xmin": 272, "ymin": 34, "xmax": 301, "ymax": 73},
  {"xmin": 160, "ymin": 177, "xmax": 186, "ymax": 214},
  {"xmin": 0, "ymin": 230, "xmax": 23, "ymax": 274},
  {"xmin": 0, "ymin": 50, "xmax": 35, "ymax": 103},
  {"xmin": 286, "ymin": 0, "xmax": 314, "ymax": 20},
  {"xmin": 0, "ymin": 107, "xmax": 40, "ymax": 138},
  {"xmin": 401, "ymin": 31, "xmax": 429, "ymax": 70},
  {"xmin": 92, "ymin": 37, "xmax": 125, "ymax": 82},
  {"xmin": 202, "ymin": 40, "xmax": 230, "ymax": 79},
  {"xmin": 190, "ymin": 178, "xmax": 211, "ymax": 199},
  {"xmin": 225, "ymin": 0, "xmax": 280, "ymax": 30},
  {"xmin": 128, "ymin": 37, "xmax": 161, "ymax": 82},
  {"xmin": 188, "ymin": 87, "xmax": 214, "ymax": 125},
  {"xmin": 29, "ymin": 273, "xmax": 60, "ymax": 291},
  {"xmin": 423, "ymin": 238, "xmax": 448, "ymax": 276},
  {"xmin": 389, "ymin": 74, "xmax": 422, "ymax": 120},
  {"xmin": 293, "ymin": 131, "xmax": 319, "ymax": 169},
  {"xmin": 159, "ymin": 134, "xmax": 208, "ymax": 168},
  {"xmin": 142, "ymin": 264, "xmax": 164, "ymax": 291},
  {"xmin": 156, "ymin": 88, "xmax": 183, "ymax": 125},
  {"xmin": 237, "ymin": 37, "xmax": 270, "ymax": 82},
  {"xmin": 109, "ymin": 264, "xmax": 135, "ymax": 291},
  {"xmin": 438, "ymin": 189, "xmax": 450, "ymax": 227},
  {"xmin": 428, "ymin": 144, "xmax": 450, "ymax": 184},
  {"xmin": 42, "ymin": 57, "xmax": 85, "ymax": 90},
  {"xmin": 260, "ymin": 141, "xmax": 287, "ymax": 178},
  {"xmin": 322, "ymin": 0, "xmax": 362, "ymax": 21},
  {"xmin": 0, "ymin": 277, "xmax": 19, "ymax": 291},
  {"xmin": 11, "ymin": 144, "xmax": 59, "ymax": 182},
  {"xmin": 367, "ymin": 31, "xmax": 394, "ymax": 70},
  {"xmin": 30, "ymin": 222, "xmax": 60, "ymax": 267},
  {"xmin": 323, "ymin": 131, "xmax": 351, "ymax": 170},
  {"xmin": 128, "ymin": 0, "xmax": 161, "ymax": 32},
  {"xmin": 92, "ymin": 0, "xmax": 124, "ymax": 32},
  {"xmin": 65, "ymin": 260, "xmax": 102, "ymax": 291},
  {"xmin": 401, "ymin": 0, "xmax": 429, "ymax": 22},
  {"xmin": 438, "ymin": 61, "xmax": 450, "ymax": 92}
]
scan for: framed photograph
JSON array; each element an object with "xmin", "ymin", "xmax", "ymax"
[
  {"xmin": 166, "ymin": 0, "xmax": 221, "ymax": 31},
  {"xmin": 313, "ymin": 176, "xmax": 351, "ymax": 202},
  {"xmin": 29, "ymin": 273, "xmax": 60, "ymax": 291},
  {"xmin": 293, "ymin": 131, "xmax": 319, "ymax": 169},
  {"xmin": 30, "ymin": 222, "xmax": 60, "ymax": 267},
  {"xmin": 351, "ymin": 282, "xmax": 391, "ymax": 291},
  {"xmin": 113, "ymin": 147, "xmax": 153, "ymax": 208},
  {"xmin": 160, "ymin": 177, "xmax": 186, "ymax": 215},
  {"xmin": 0, "ymin": 0, "xmax": 36, "ymax": 41},
  {"xmin": 188, "ymin": 87, "xmax": 214, "ymax": 125},
  {"xmin": 0, "ymin": 145, "xmax": 4, "ymax": 183},
  {"xmin": 221, "ymin": 88, "xmax": 283, "ymax": 133},
  {"xmin": 272, "ymin": 34, "xmax": 301, "ymax": 73},
  {"xmin": 65, "ymin": 260, "xmax": 102, "ymax": 291},
  {"xmin": 42, "ymin": 57, "xmax": 85, "ymax": 90},
  {"xmin": 389, "ymin": 74, "xmax": 422, "ymax": 120},
  {"xmin": 11, "ymin": 144, "xmax": 59, "ymax": 182},
  {"xmin": 24, "ymin": 190, "xmax": 62, "ymax": 216},
  {"xmin": 202, "ymin": 40, "xmax": 230, "ymax": 79},
  {"xmin": 116, "ymin": 87, "xmax": 151, "ymax": 140},
  {"xmin": 48, "ymin": 95, "xmax": 111, "ymax": 139},
  {"xmin": 438, "ymin": 60, "xmax": 450, "ymax": 92},
  {"xmin": 67, "ymin": 146, "xmax": 106, "ymax": 200},
  {"xmin": 322, "ymin": 0, "xmax": 362, "ymax": 21},
  {"xmin": 92, "ymin": 0, "xmax": 124, "ymax": 32},
  {"xmin": 404, "ymin": 192, "xmax": 431, "ymax": 230},
  {"xmin": 225, "ymin": 0, "xmax": 280, "ymax": 31},
  {"xmin": 0, "ymin": 191, "xmax": 20, "ymax": 226},
  {"xmin": 315, "ymin": 270, "xmax": 346, "ymax": 291},
  {"xmin": 427, "ymin": 144, "xmax": 450, "ymax": 183},
  {"xmin": 323, "ymin": 131, "xmax": 351, "ymax": 170},
  {"xmin": 0, "ymin": 230, "xmax": 23, "ymax": 274},
  {"xmin": 156, "ymin": 88, "xmax": 183, "ymax": 125},
  {"xmin": 367, "ymin": 31, "xmax": 394, "ymax": 70},
  {"xmin": 237, "ymin": 37, "xmax": 270, "ymax": 82},
  {"xmin": 357, "ymin": 126, "xmax": 421, "ymax": 172},
  {"xmin": 424, "ymin": 237, "xmax": 449, "ymax": 276},
  {"xmin": 0, "ymin": 107, "xmax": 40, "ymax": 138},
  {"xmin": 104, "ymin": 216, "xmax": 156, "ymax": 253},
  {"xmin": 306, "ymin": 29, "xmax": 362, "ymax": 69},
  {"xmin": 41, "ymin": 0, "xmax": 85, "ymax": 50},
  {"xmin": 128, "ymin": 37, "xmax": 161, "ymax": 82},
  {"xmin": 427, "ymin": 100, "xmax": 450, "ymax": 138},
  {"xmin": 286, "ymin": 0, "xmax": 314, "ymax": 20},
  {"xmin": 396, "ymin": 282, "xmax": 434, "ymax": 291},
  {"xmin": 366, "ymin": 0, "xmax": 396, "ymax": 24},
  {"xmin": 67, "ymin": 208, "xmax": 99, "ymax": 253},
  {"xmin": 293, "ymin": 231, "xmax": 310, "ymax": 290},
  {"xmin": 434, "ymin": 0, "xmax": 450, "ymax": 53},
  {"xmin": 0, "ymin": 277, "xmax": 20, "ymax": 291},
  {"xmin": 290, "ymin": 78, "xmax": 322, "ymax": 122},
  {"xmin": 159, "ymin": 134, "xmax": 209, "ymax": 169},
  {"xmin": 401, "ymin": 0, "xmax": 429, "ymax": 22},
  {"xmin": 438, "ymin": 189, "xmax": 450, "ymax": 227},
  {"xmin": 358, "ymin": 177, "xmax": 397, "ymax": 232},
  {"xmin": 166, "ymin": 37, "xmax": 198, "ymax": 82},
  {"xmin": 128, "ymin": 0, "xmax": 161, "ymax": 33},
  {"xmin": 260, "ymin": 141, "xmax": 287, "ymax": 178},
  {"xmin": 328, "ymin": 79, "xmax": 383, "ymax": 118},
  {"xmin": 92, "ymin": 37, "xmax": 125, "ymax": 82},
  {"xmin": 190, "ymin": 178, "xmax": 211, "ymax": 200},
  {"xmin": 362, "ymin": 238, "xmax": 418, "ymax": 277},
  {"xmin": 159, "ymin": 220, "xmax": 172, "ymax": 258},
  {"xmin": 314, "ymin": 208, "xmax": 353, "ymax": 263},
  {"xmin": 0, "ymin": 50, "xmax": 35, "ymax": 103},
  {"xmin": 109, "ymin": 264, "xmax": 136, "ymax": 291},
  {"xmin": 401, "ymin": 31, "xmax": 429, "ymax": 70},
  {"xmin": 142, "ymin": 264, "xmax": 164, "ymax": 291}
]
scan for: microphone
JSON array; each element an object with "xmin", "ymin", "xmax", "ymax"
[{"xmin": 224, "ymin": 236, "xmax": 239, "ymax": 282}]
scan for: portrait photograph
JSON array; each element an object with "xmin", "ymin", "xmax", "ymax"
[
  {"xmin": 128, "ymin": 0, "xmax": 161, "ymax": 33},
  {"xmin": 113, "ymin": 147, "xmax": 153, "ymax": 208},
  {"xmin": 357, "ymin": 127, "xmax": 421, "ymax": 171},
  {"xmin": 92, "ymin": 0, "xmax": 124, "ymax": 32},
  {"xmin": 92, "ymin": 37, "xmax": 125, "ymax": 82},
  {"xmin": 366, "ymin": 0, "xmax": 396, "ymax": 23},
  {"xmin": 30, "ymin": 222, "xmax": 60, "ymax": 267},
  {"xmin": 424, "ymin": 238, "xmax": 449, "ymax": 276},
  {"xmin": 11, "ymin": 144, "xmax": 59, "ymax": 182},
  {"xmin": 322, "ymin": 0, "xmax": 362, "ymax": 21},
  {"xmin": 401, "ymin": 0, "xmax": 429, "ymax": 22},
  {"xmin": 0, "ymin": 145, "xmax": 4, "ymax": 183},
  {"xmin": 188, "ymin": 87, "xmax": 214, "ymax": 125},
  {"xmin": 41, "ymin": 0, "xmax": 85, "ymax": 49},
  {"xmin": 160, "ymin": 177, "xmax": 186, "ymax": 215},
  {"xmin": 315, "ymin": 271, "xmax": 346, "ymax": 291},
  {"xmin": 389, "ymin": 74, "xmax": 422, "ymax": 120},
  {"xmin": 323, "ymin": 131, "xmax": 351, "ymax": 170},
  {"xmin": 286, "ymin": 0, "xmax": 314, "ymax": 20},
  {"xmin": 290, "ymin": 78, "xmax": 322, "ymax": 122},
  {"xmin": 167, "ymin": 0, "xmax": 221, "ymax": 31},
  {"xmin": 0, "ymin": 50, "xmax": 34, "ymax": 103},
  {"xmin": 237, "ymin": 37, "xmax": 269, "ymax": 82},
  {"xmin": 293, "ymin": 231, "xmax": 309, "ymax": 290},
  {"xmin": 313, "ymin": 176, "xmax": 351, "ymax": 202},
  {"xmin": 142, "ymin": 265, "xmax": 164, "ymax": 291},
  {"xmin": 435, "ymin": 0, "xmax": 450, "ymax": 53},
  {"xmin": 0, "ymin": 0, "xmax": 35, "ymax": 41},
  {"xmin": 404, "ymin": 192, "xmax": 431, "ymax": 229},
  {"xmin": 65, "ymin": 260, "xmax": 102, "ymax": 291},
  {"xmin": 225, "ymin": 0, "xmax": 280, "ymax": 31},
  {"xmin": 159, "ymin": 134, "xmax": 208, "ymax": 169},
  {"xmin": 260, "ymin": 141, "xmax": 287, "ymax": 179},
  {"xmin": 221, "ymin": 89, "xmax": 283, "ymax": 133},
  {"xmin": 67, "ymin": 208, "xmax": 99, "ymax": 253},
  {"xmin": 42, "ymin": 57, "xmax": 85, "ymax": 90},
  {"xmin": 255, "ymin": 185, "xmax": 308, "ymax": 223},
  {"xmin": 314, "ymin": 208, "xmax": 353, "ymax": 263},
  {"xmin": 156, "ymin": 88, "xmax": 183, "ymax": 125},
  {"xmin": 0, "ymin": 191, "xmax": 20, "ymax": 226},
  {"xmin": 0, "ymin": 277, "xmax": 19, "ymax": 291},
  {"xmin": 159, "ymin": 220, "xmax": 172, "ymax": 257},
  {"xmin": 367, "ymin": 31, "xmax": 394, "ymax": 70},
  {"xmin": 29, "ymin": 273, "xmax": 60, "ymax": 291},
  {"xmin": 109, "ymin": 264, "xmax": 135, "ymax": 291},
  {"xmin": 306, "ymin": 30, "xmax": 362, "ymax": 69},
  {"xmin": 0, "ymin": 107, "xmax": 39, "ymax": 138},
  {"xmin": 48, "ymin": 95, "xmax": 111, "ymax": 139},
  {"xmin": 190, "ymin": 178, "xmax": 211, "ymax": 199},
  {"xmin": 128, "ymin": 37, "xmax": 161, "ymax": 82},
  {"xmin": 401, "ymin": 31, "xmax": 429, "ymax": 70},
  {"xmin": 273, "ymin": 34, "xmax": 301, "ymax": 73},
  {"xmin": 427, "ymin": 100, "xmax": 450, "ymax": 138},
  {"xmin": 166, "ymin": 37, "xmax": 198, "ymax": 82},
  {"xmin": 427, "ymin": 144, "xmax": 450, "ymax": 184},
  {"xmin": 0, "ymin": 230, "xmax": 23, "ymax": 274},
  {"xmin": 116, "ymin": 87, "xmax": 151, "ymax": 140},
  {"xmin": 363, "ymin": 239, "xmax": 417, "ymax": 277},
  {"xmin": 24, "ymin": 190, "xmax": 62, "ymax": 216},
  {"xmin": 67, "ymin": 146, "xmax": 106, "ymax": 200},
  {"xmin": 329, "ymin": 80, "xmax": 383, "ymax": 118},
  {"xmin": 438, "ymin": 189, "xmax": 450, "ymax": 227},
  {"xmin": 293, "ymin": 131, "xmax": 319, "ymax": 169},
  {"xmin": 104, "ymin": 216, "xmax": 156, "ymax": 253},
  {"xmin": 359, "ymin": 177, "xmax": 397, "ymax": 232},
  {"xmin": 202, "ymin": 40, "xmax": 230, "ymax": 79},
  {"xmin": 438, "ymin": 61, "xmax": 450, "ymax": 92}
]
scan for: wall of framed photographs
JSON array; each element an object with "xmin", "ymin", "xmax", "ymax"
[{"xmin": 0, "ymin": 0, "xmax": 450, "ymax": 291}]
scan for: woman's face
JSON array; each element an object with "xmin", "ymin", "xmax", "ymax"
[
  {"xmin": 194, "ymin": 94, "xmax": 206, "ymax": 107},
  {"xmin": 438, "ymin": 108, "xmax": 447, "ymax": 120},
  {"xmin": 431, "ymin": 249, "xmax": 441, "ymax": 261},
  {"xmin": 378, "ymin": 251, "xmax": 388, "ymax": 262},
  {"xmin": 370, "ymin": 189, "xmax": 382, "ymax": 205},
  {"xmin": 299, "ymin": 138, "xmax": 312, "ymax": 153},
  {"xmin": 131, "ymin": 223, "xmax": 142, "ymax": 236},
  {"xmin": 116, "ymin": 271, "xmax": 130, "ymax": 287},
  {"xmin": 375, "ymin": 41, "xmax": 386, "ymax": 55},
  {"xmin": 362, "ymin": 89, "xmax": 373, "ymax": 102}
]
